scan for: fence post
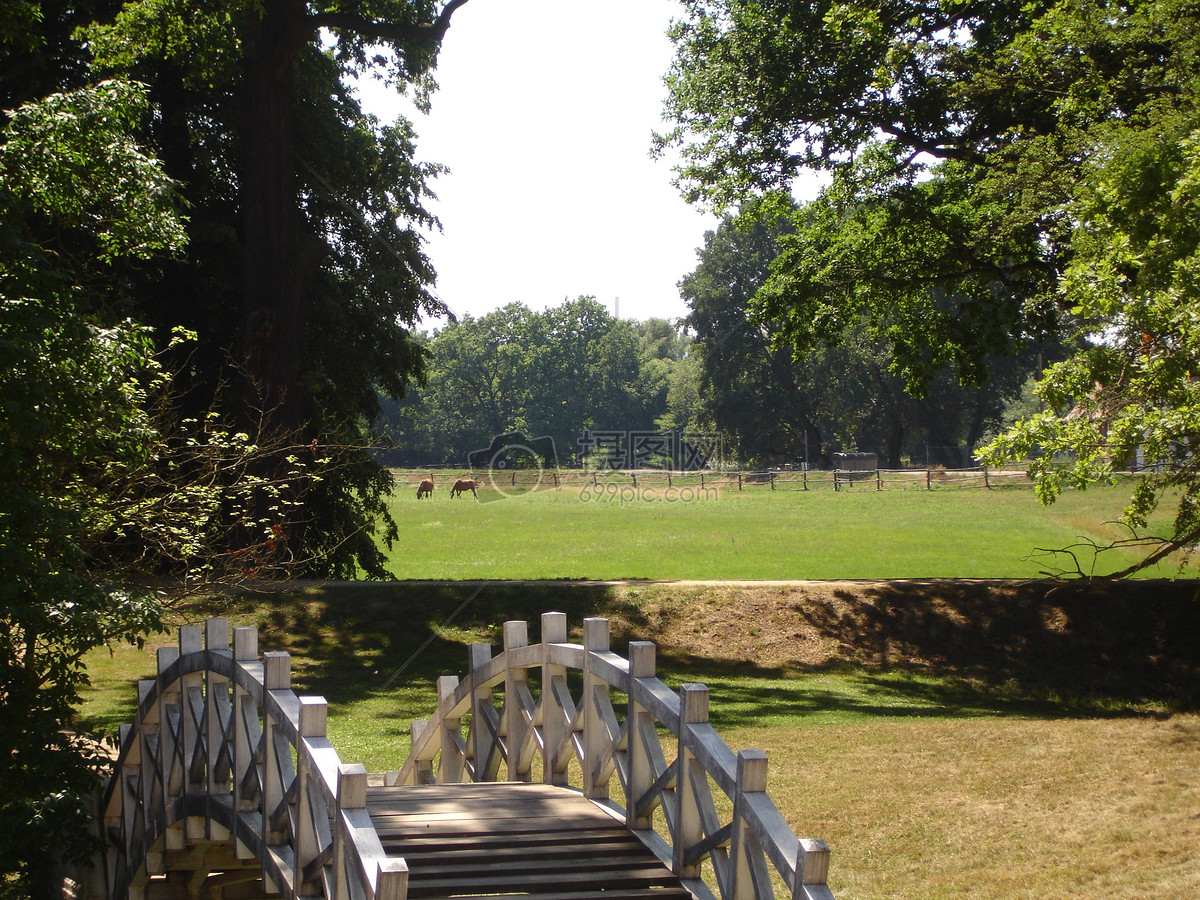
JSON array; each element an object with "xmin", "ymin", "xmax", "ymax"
[
  {"xmin": 800, "ymin": 470, "xmax": 805, "ymax": 491},
  {"xmin": 730, "ymin": 750, "xmax": 771, "ymax": 900},
  {"xmin": 204, "ymin": 618, "xmax": 231, "ymax": 842},
  {"xmin": 626, "ymin": 642, "xmax": 657, "ymax": 832},
  {"xmin": 262, "ymin": 651, "xmax": 291, "ymax": 848},
  {"xmin": 437, "ymin": 675, "xmax": 463, "ymax": 784},
  {"xmin": 582, "ymin": 618, "xmax": 610, "ymax": 800},
  {"xmin": 541, "ymin": 611, "xmax": 569, "ymax": 786},
  {"xmin": 673, "ymin": 684, "xmax": 709, "ymax": 880},
  {"xmin": 503, "ymin": 620, "xmax": 531, "ymax": 782},
  {"xmin": 294, "ymin": 696, "xmax": 328, "ymax": 895},
  {"xmin": 469, "ymin": 643, "xmax": 499, "ymax": 781},
  {"xmin": 926, "ymin": 468, "xmax": 932, "ymax": 490},
  {"xmin": 877, "ymin": 468, "xmax": 883, "ymax": 491}
]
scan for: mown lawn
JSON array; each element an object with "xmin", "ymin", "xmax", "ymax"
[
  {"xmin": 381, "ymin": 476, "xmax": 1184, "ymax": 579},
  {"xmin": 79, "ymin": 579, "xmax": 1200, "ymax": 900}
]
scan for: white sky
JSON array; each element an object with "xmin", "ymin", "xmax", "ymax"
[{"xmin": 353, "ymin": 0, "xmax": 721, "ymax": 327}]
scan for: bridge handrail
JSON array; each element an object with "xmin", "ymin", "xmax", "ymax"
[
  {"xmin": 390, "ymin": 612, "xmax": 834, "ymax": 900},
  {"xmin": 100, "ymin": 618, "xmax": 408, "ymax": 900}
]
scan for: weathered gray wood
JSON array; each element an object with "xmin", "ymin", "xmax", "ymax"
[{"xmin": 103, "ymin": 612, "xmax": 834, "ymax": 900}]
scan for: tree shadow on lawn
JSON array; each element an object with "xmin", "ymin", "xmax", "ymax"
[
  {"xmin": 784, "ymin": 578, "xmax": 1200, "ymax": 715},
  {"xmin": 231, "ymin": 578, "xmax": 1200, "ymax": 725}
]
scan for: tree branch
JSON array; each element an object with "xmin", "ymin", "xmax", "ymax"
[{"xmin": 310, "ymin": 0, "xmax": 473, "ymax": 45}]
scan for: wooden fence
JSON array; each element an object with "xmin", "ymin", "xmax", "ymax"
[{"xmin": 391, "ymin": 466, "xmax": 1036, "ymax": 493}]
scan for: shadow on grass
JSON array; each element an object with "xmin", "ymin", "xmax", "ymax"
[
  {"xmin": 193, "ymin": 578, "xmax": 1200, "ymax": 728},
  {"xmin": 787, "ymin": 578, "xmax": 1200, "ymax": 713}
]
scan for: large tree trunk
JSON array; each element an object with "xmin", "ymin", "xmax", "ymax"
[{"xmin": 239, "ymin": 0, "xmax": 321, "ymax": 436}]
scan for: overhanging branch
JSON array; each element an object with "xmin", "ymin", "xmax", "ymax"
[{"xmin": 310, "ymin": 0, "xmax": 473, "ymax": 45}]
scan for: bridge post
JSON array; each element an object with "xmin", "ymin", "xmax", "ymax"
[
  {"xmin": 205, "ymin": 618, "xmax": 232, "ymax": 843},
  {"xmin": 468, "ymin": 643, "xmax": 501, "ymax": 781},
  {"xmin": 231, "ymin": 626, "xmax": 260, "ymax": 865},
  {"xmin": 436, "ymin": 675, "xmax": 464, "ymax": 784},
  {"xmin": 674, "ymin": 684, "xmax": 709, "ymax": 881},
  {"xmin": 626, "ymin": 642, "xmax": 657, "ymax": 832},
  {"xmin": 582, "ymin": 617, "xmax": 611, "ymax": 800},
  {"xmin": 503, "ymin": 620, "xmax": 532, "ymax": 782},
  {"xmin": 179, "ymin": 625, "xmax": 206, "ymax": 835},
  {"xmin": 541, "ymin": 612, "xmax": 569, "ymax": 786},
  {"xmin": 156, "ymin": 644, "xmax": 183, "ymax": 854},
  {"xmin": 135, "ymin": 677, "xmax": 162, "ymax": 884},
  {"xmin": 262, "ymin": 651, "xmax": 291, "ymax": 854},
  {"xmin": 294, "ymin": 697, "xmax": 328, "ymax": 896},
  {"xmin": 333, "ymin": 765, "xmax": 367, "ymax": 900},
  {"xmin": 730, "ymin": 750, "xmax": 772, "ymax": 899}
]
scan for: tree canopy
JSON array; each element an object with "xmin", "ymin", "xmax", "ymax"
[
  {"xmin": 662, "ymin": 0, "xmax": 1200, "ymax": 574},
  {"xmin": 74, "ymin": 0, "xmax": 475, "ymax": 576}
]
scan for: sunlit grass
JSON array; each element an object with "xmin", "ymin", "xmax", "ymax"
[{"xmin": 381, "ymin": 477, "xmax": 1184, "ymax": 579}]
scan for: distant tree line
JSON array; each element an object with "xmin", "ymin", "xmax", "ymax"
[{"xmin": 378, "ymin": 248, "xmax": 1054, "ymax": 470}]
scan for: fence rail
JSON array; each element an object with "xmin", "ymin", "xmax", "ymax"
[
  {"xmin": 390, "ymin": 612, "xmax": 834, "ymax": 900},
  {"xmin": 391, "ymin": 466, "xmax": 1036, "ymax": 493}
]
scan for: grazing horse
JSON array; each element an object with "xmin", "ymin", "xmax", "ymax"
[
  {"xmin": 416, "ymin": 478, "xmax": 434, "ymax": 499},
  {"xmin": 450, "ymin": 478, "xmax": 479, "ymax": 498}
]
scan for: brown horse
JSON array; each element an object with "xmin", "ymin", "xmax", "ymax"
[
  {"xmin": 416, "ymin": 478, "xmax": 434, "ymax": 499},
  {"xmin": 450, "ymin": 478, "xmax": 479, "ymax": 498}
]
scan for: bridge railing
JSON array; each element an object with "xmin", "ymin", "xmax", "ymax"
[
  {"xmin": 101, "ymin": 618, "xmax": 408, "ymax": 900},
  {"xmin": 391, "ymin": 612, "xmax": 834, "ymax": 900}
]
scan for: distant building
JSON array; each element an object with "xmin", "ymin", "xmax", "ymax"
[{"xmin": 834, "ymin": 452, "xmax": 877, "ymax": 471}]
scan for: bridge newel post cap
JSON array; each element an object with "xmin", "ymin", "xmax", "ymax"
[
  {"xmin": 204, "ymin": 617, "xmax": 229, "ymax": 651},
  {"xmin": 797, "ymin": 837, "xmax": 832, "ymax": 886},
  {"xmin": 233, "ymin": 626, "xmax": 258, "ymax": 661},
  {"xmin": 503, "ymin": 620, "xmax": 528, "ymax": 650},
  {"xmin": 156, "ymin": 646, "xmax": 179, "ymax": 676},
  {"xmin": 299, "ymin": 696, "xmax": 328, "ymax": 737},
  {"xmin": 179, "ymin": 624, "xmax": 202, "ymax": 655},
  {"xmin": 629, "ymin": 642, "xmax": 656, "ymax": 678},
  {"xmin": 583, "ymin": 617, "xmax": 609, "ymax": 651},
  {"xmin": 736, "ymin": 749, "xmax": 769, "ymax": 793},
  {"xmin": 375, "ymin": 859, "xmax": 409, "ymax": 900},
  {"xmin": 337, "ymin": 764, "xmax": 368, "ymax": 808},
  {"xmin": 437, "ymin": 674, "xmax": 459, "ymax": 699},
  {"xmin": 264, "ymin": 651, "xmax": 290, "ymax": 689},
  {"xmin": 468, "ymin": 642, "xmax": 491, "ymax": 671},
  {"xmin": 680, "ymin": 683, "xmax": 709, "ymax": 724},
  {"xmin": 541, "ymin": 611, "xmax": 568, "ymax": 643}
]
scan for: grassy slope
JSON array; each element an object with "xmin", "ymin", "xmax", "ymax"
[
  {"xmin": 81, "ymin": 578, "xmax": 1200, "ymax": 900},
  {"xmin": 381, "ymin": 480, "xmax": 1184, "ymax": 579}
]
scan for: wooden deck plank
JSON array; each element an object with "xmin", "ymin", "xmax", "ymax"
[
  {"xmin": 365, "ymin": 782, "xmax": 687, "ymax": 900},
  {"xmin": 410, "ymin": 891, "xmax": 692, "ymax": 900}
]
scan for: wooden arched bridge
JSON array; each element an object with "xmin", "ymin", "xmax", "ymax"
[{"xmin": 100, "ymin": 612, "xmax": 834, "ymax": 900}]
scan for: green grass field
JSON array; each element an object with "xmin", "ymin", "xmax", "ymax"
[
  {"xmin": 382, "ymin": 475, "xmax": 1183, "ymax": 579},
  {"xmin": 77, "ymin": 477, "xmax": 1200, "ymax": 899},
  {"xmin": 80, "ymin": 580, "xmax": 1200, "ymax": 900}
]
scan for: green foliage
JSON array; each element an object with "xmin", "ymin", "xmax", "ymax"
[
  {"xmin": 0, "ymin": 79, "xmax": 323, "ymax": 895},
  {"xmin": 680, "ymin": 199, "xmax": 1041, "ymax": 467},
  {"xmin": 379, "ymin": 299, "xmax": 690, "ymax": 466},
  {"xmin": 981, "ymin": 104, "xmax": 1200, "ymax": 575},
  {"xmin": 0, "ymin": 81, "xmax": 185, "ymax": 895},
  {"xmin": 666, "ymin": 0, "xmax": 1200, "ymax": 574}
]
